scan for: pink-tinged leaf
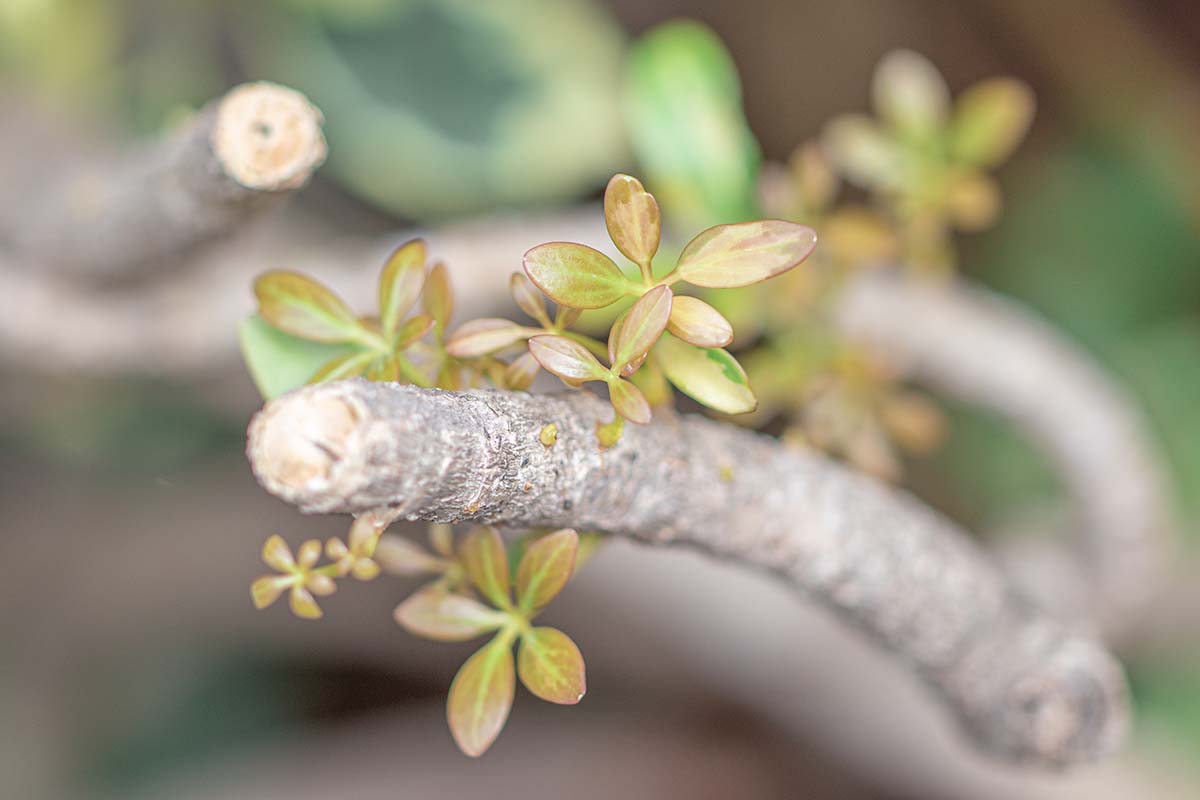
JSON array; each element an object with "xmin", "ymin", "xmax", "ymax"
[
  {"xmin": 517, "ymin": 627, "xmax": 585, "ymax": 705},
  {"xmin": 374, "ymin": 534, "xmax": 445, "ymax": 576},
  {"xmin": 950, "ymin": 78, "xmax": 1035, "ymax": 168},
  {"xmin": 422, "ymin": 261, "xmax": 454, "ymax": 335},
  {"xmin": 667, "ymin": 295, "xmax": 733, "ymax": 347},
  {"xmin": 675, "ymin": 220, "xmax": 817, "ymax": 288},
  {"xmin": 447, "ymin": 636, "xmax": 516, "ymax": 757},
  {"xmin": 393, "ymin": 313, "xmax": 435, "ymax": 348},
  {"xmin": 604, "ymin": 173, "xmax": 661, "ymax": 267},
  {"xmin": 523, "ymin": 243, "xmax": 631, "ymax": 309},
  {"xmin": 308, "ymin": 349, "xmax": 375, "ymax": 384},
  {"xmin": 445, "ymin": 318, "xmax": 528, "ymax": 358},
  {"xmin": 515, "ymin": 529, "xmax": 578, "ymax": 613},
  {"xmin": 610, "ymin": 285, "xmax": 673, "ymax": 373},
  {"xmin": 379, "ymin": 239, "xmax": 427, "ymax": 343},
  {"xmin": 458, "ymin": 527, "xmax": 511, "ymax": 609},
  {"xmin": 255, "ymin": 271, "xmax": 366, "ymax": 343},
  {"xmin": 556, "ymin": 306, "xmax": 583, "ymax": 329},
  {"xmin": 509, "ymin": 272, "xmax": 550, "ymax": 326},
  {"xmin": 394, "ymin": 584, "xmax": 507, "ymax": 641},
  {"xmin": 527, "ymin": 335, "xmax": 608, "ymax": 383},
  {"xmin": 608, "ymin": 378, "xmax": 651, "ymax": 424},
  {"xmin": 503, "ymin": 351, "xmax": 540, "ymax": 391},
  {"xmin": 656, "ymin": 332, "xmax": 756, "ymax": 415}
]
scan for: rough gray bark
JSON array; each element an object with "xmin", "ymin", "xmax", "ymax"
[
  {"xmin": 0, "ymin": 82, "xmax": 326, "ymax": 283},
  {"xmin": 247, "ymin": 379, "xmax": 1128, "ymax": 768},
  {"xmin": 836, "ymin": 271, "xmax": 1174, "ymax": 639}
]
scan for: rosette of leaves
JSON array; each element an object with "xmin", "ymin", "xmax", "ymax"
[
  {"xmin": 822, "ymin": 49, "xmax": 1035, "ymax": 272},
  {"xmin": 446, "ymin": 173, "xmax": 817, "ymax": 443}
]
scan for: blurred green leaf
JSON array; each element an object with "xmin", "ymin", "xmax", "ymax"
[
  {"xmin": 445, "ymin": 318, "xmax": 527, "ymax": 358},
  {"xmin": 517, "ymin": 627, "xmax": 585, "ymax": 705},
  {"xmin": 308, "ymin": 349, "xmax": 376, "ymax": 384},
  {"xmin": 674, "ymin": 220, "xmax": 817, "ymax": 288},
  {"xmin": 872, "ymin": 49, "xmax": 949, "ymax": 141},
  {"xmin": 509, "ymin": 272, "xmax": 550, "ymax": 326},
  {"xmin": 524, "ymin": 243, "xmax": 632, "ymax": 310},
  {"xmin": 239, "ymin": 314, "xmax": 360, "ymax": 400},
  {"xmin": 394, "ymin": 584, "xmax": 508, "ymax": 641},
  {"xmin": 515, "ymin": 528, "xmax": 578, "ymax": 613},
  {"xmin": 624, "ymin": 20, "xmax": 761, "ymax": 230},
  {"xmin": 379, "ymin": 239, "xmax": 427, "ymax": 343},
  {"xmin": 459, "ymin": 527, "xmax": 511, "ymax": 609},
  {"xmin": 951, "ymin": 78, "xmax": 1036, "ymax": 168},
  {"xmin": 656, "ymin": 332, "xmax": 756, "ymax": 415},
  {"xmin": 447, "ymin": 634, "xmax": 515, "ymax": 757},
  {"xmin": 254, "ymin": 271, "xmax": 369, "ymax": 343},
  {"xmin": 422, "ymin": 262, "xmax": 454, "ymax": 337}
]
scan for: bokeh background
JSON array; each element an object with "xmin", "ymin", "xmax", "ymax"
[{"xmin": 2, "ymin": 1, "xmax": 1199, "ymax": 798}]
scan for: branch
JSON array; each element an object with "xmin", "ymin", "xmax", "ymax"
[
  {"xmin": 0, "ymin": 82, "xmax": 326, "ymax": 282},
  {"xmin": 246, "ymin": 379, "xmax": 1128, "ymax": 768},
  {"xmin": 836, "ymin": 271, "xmax": 1174, "ymax": 639}
]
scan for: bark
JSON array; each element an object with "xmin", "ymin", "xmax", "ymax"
[
  {"xmin": 246, "ymin": 379, "xmax": 1129, "ymax": 768},
  {"xmin": 0, "ymin": 82, "xmax": 326, "ymax": 283},
  {"xmin": 836, "ymin": 271, "xmax": 1174, "ymax": 639}
]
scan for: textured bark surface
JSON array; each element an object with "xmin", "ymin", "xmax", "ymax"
[
  {"xmin": 0, "ymin": 82, "xmax": 326, "ymax": 283},
  {"xmin": 247, "ymin": 379, "xmax": 1128, "ymax": 767},
  {"xmin": 837, "ymin": 272, "xmax": 1174, "ymax": 638}
]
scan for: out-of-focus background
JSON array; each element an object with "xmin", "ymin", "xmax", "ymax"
[{"xmin": 2, "ymin": 1, "xmax": 1199, "ymax": 798}]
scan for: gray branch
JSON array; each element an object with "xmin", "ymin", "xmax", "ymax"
[
  {"xmin": 0, "ymin": 82, "xmax": 326, "ymax": 283},
  {"xmin": 246, "ymin": 379, "xmax": 1129, "ymax": 768}
]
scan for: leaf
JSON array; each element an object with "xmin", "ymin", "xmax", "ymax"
[
  {"xmin": 509, "ymin": 272, "xmax": 550, "ymax": 326},
  {"xmin": 517, "ymin": 627, "xmax": 585, "ymax": 705},
  {"xmin": 527, "ymin": 335, "xmax": 609, "ymax": 383},
  {"xmin": 822, "ymin": 115, "xmax": 904, "ymax": 189},
  {"xmin": 656, "ymin": 332, "xmax": 756, "ymax": 414},
  {"xmin": 458, "ymin": 527, "xmax": 511, "ymax": 609},
  {"xmin": 624, "ymin": 21, "xmax": 761, "ymax": 230},
  {"xmin": 379, "ymin": 239, "xmax": 428, "ymax": 343},
  {"xmin": 255, "ymin": 271, "xmax": 368, "ymax": 343},
  {"xmin": 445, "ymin": 318, "xmax": 528, "ymax": 358},
  {"xmin": 238, "ymin": 315, "xmax": 359, "ymax": 400},
  {"xmin": 604, "ymin": 173, "xmax": 661, "ymax": 267},
  {"xmin": 422, "ymin": 262, "xmax": 454, "ymax": 336},
  {"xmin": 394, "ymin": 584, "xmax": 508, "ymax": 641},
  {"xmin": 872, "ymin": 49, "xmax": 949, "ymax": 139},
  {"xmin": 608, "ymin": 378, "xmax": 651, "ymax": 424},
  {"xmin": 515, "ymin": 529, "xmax": 578, "ymax": 613},
  {"xmin": 374, "ymin": 534, "xmax": 445, "ymax": 576},
  {"xmin": 666, "ymin": 295, "xmax": 733, "ymax": 347},
  {"xmin": 675, "ymin": 220, "xmax": 817, "ymax": 288},
  {"xmin": 392, "ymin": 313, "xmax": 436, "ymax": 348},
  {"xmin": 609, "ymin": 285, "xmax": 673, "ymax": 373},
  {"xmin": 503, "ymin": 351, "xmax": 540, "ymax": 391},
  {"xmin": 950, "ymin": 78, "xmax": 1035, "ymax": 167},
  {"xmin": 308, "ymin": 349, "xmax": 376, "ymax": 384},
  {"xmin": 447, "ymin": 636, "xmax": 516, "ymax": 757},
  {"xmin": 366, "ymin": 355, "xmax": 399, "ymax": 382},
  {"xmin": 523, "ymin": 243, "xmax": 631, "ymax": 309}
]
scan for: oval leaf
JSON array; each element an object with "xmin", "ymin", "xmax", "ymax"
[
  {"xmin": 523, "ymin": 243, "xmax": 630, "ymax": 309},
  {"xmin": 872, "ymin": 49, "xmax": 949, "ymax": 138},
  {"xmin": 255, "ymin": 271, "xmax": 366, "ymax": 343},
  {"xmin": 459, "ymin": 527, "xmax": 511, "ymax": 609},
  {"xmin": 422, "ymin": 262, "xmax": 454, "ymax": 335},
  {"xmin": 503, "ymin": 351, "xmax": 540, "ymax": 391},
  {"xmin": 609, "ymin": 378, "xmax": 651, "ymax": 424},
  {"xmin": 446, "ymin": 318, "xmax": 528, "ymax": 358},
  {"xmin": 822, "ymin": 115, "xmax": 904, "ymax": 189},
  {"xmin": 374, "ymin": 534, "xmax": 444, "ymax": 576},
  {"xmin": 392, "ymin": 313, "xmax": 436, "ymax": 348},
  {"xmin": 518, "ymin": 627, "xmax": 586, "ymax": 705},
  {"xmin": 238, "ymin": 314, "xmax": 358, "ymax": 400},
  {"xmin": 666, "ymin": 295, "xmax": 733, "ymax": 348},
  {"xmin": 447, "ymin": 637, "xmax": 516, "ymax": 757},
  {"xmin": 394, "ymin": 585, "xmax": 507, "ymax": 642},
  {"xmin": 656, "ymin": 332, "xmax": 756, "ymax": 414},
  {"xmin": 675, "ymin": 220, "xmax": 817, "ymax": 288},
  {"xmin": 604, "ymin": 173, "xmax": 662, "ymax": 267},
  {"xmin": 611, "ymin": 285, "xmax": 673, "ymax": 372},
  {"xmin": 308, "ymin": 349, "xmax": 376, "ymax": 384},
  {"xmin": 950, "ymin": 78, "xmax": 1035, "ymax": 168},
  {"xmin": 379, "ymin": 239, "xmax": 427, "ymax": 343},
  {"xmin": 527, "ymin": 335, "xmax": 608, "ymax": 383},
  {"xmin": 509, "ymin": 272, "xmax": 550, "ymax": 326},
  {"xmin": 515, "ymin": 529, "xmax": 578, "ymax": 613}
]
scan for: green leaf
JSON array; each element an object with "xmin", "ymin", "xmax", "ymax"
[
  {"xmin": 872, "ymin": 49, "xmax": 949, "ymax": 140},
  {"xmin": 527, "ymin": 335, "xmax": 609, "ymax": 383},
  {"xmin": 308, "ymin": 349, "xmax": 377, "ymax": 384},
  {"xmin": 517, "ymin": 627, "xmax": 585, "ymax": 705},
  {"xmin": 523, "ymin": 243, "xmax": 631, "ymax": 309},
  {"xmin": 609, "ymin": 285, "xmax": 673, "ymax": 374},
  {"xmin": 366, "ymin": 355, "xmax": 399, "ymax": 382},
  {"xmin": 445, "ymin": 318, "xmax": 528, "ymax": 358},
  {"xmin": 509, "ymin": 272, "xmax": 550, "ymax": 326},
  {"xmin": 675, "ymin": 220, "xmax": 817, "ymax": 288},
  {"xmin": 608, "ymin": 378, "xmax": 651, "ymax": 424},
  {"xmin": 604, "ymin": 173, "xmax": 661, "ymax": 267},
  {"xmin": 392, "ymin": 313, "xmax": 435, "ymax": 348},
  {"xmin": 379, "ymin": 239, "xmax": 428, "ymax": 343},
  {"xmin": 422, "ymin": 261, "xmax": 454, "ymax": 337},
  {"xmin": 822, "ymin": 115, "xmax": 904, "ymax": 190},
  {"xmin": 254, "ymin": 271, "xmax": 368, "ymax": 343},
  {"xmin": 238, "ymin": 314, "xmax": 360, "ymax": 400},
  {"xmin": 374, "ymin": 534, "xmax": 445, "ymax": 576},
  {"xmin": 624, "ymin": 21, "xmax": 761, "ymax": 229},
  {"xmin": 447, "ymin": 635, "xmax": 516, "ymax": 757},
  {"xmin": 950, "ymin": 78, "xmax": 1035, "ymax": 168},
  {"xmin": 656, "ymin": 331, "xmax": 756, "ymax": 414},
  {"xmin": 459, "ymin": 527, "xmax": 511, "ymax": 609},
  {"xmin": 515, "ymin": 529, "xmax": 578, "ymax": 613},
  {"xmin": 667, "ymin": 295, "xmax": 733, "ymax": 348},
  {"xmin": 394, "ymin": 584, "xmax": 508, "ymax": 642}
]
